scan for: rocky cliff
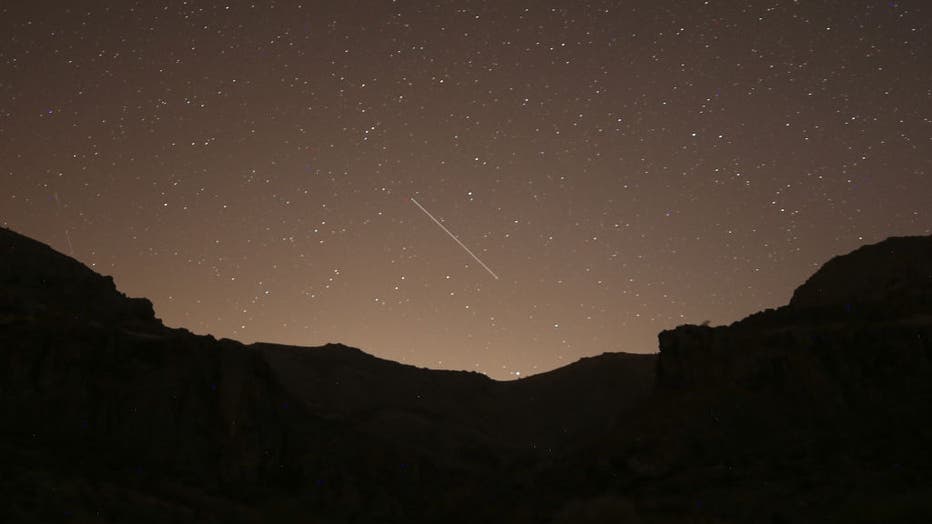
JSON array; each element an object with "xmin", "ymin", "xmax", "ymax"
[
  {"xmin": 657, "ymin": 235, "xmax": 932, "ymax": 394},
  {"xmin": 0, "ymin": 228, "xmax": 159, "ymax": 330},
  {"xmin": 790, "ymin": 235, "xmax": 932, "ymax": 308},
  {"xmin": 630, "ymin": 235, "xmax": 932, "ymax": 522}
]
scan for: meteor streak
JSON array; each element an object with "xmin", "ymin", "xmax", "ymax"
[
  {"xmin": 53, "ymin": 192, "xmax": 75, "ymax": 256},
  {"xmin": 410, "ymin": 197, "xmax": 500, "ymax": 280}
]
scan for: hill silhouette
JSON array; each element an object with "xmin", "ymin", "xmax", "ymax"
[{"xmin": 1, "ymin": 226, "xmax": 930, "ymax": 522}]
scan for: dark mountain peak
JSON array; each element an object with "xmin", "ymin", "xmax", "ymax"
[
  {"xmin": 0, "ymin": 227, "xmax": 161, "ymax": 330},
  {"xmin": 507, "ymin": 351, "xmax": 654, "ymax": 386},
  {"xmin": 789, "ymin": 234, "xmax": 932, "ymax": 309},
  {"xmin": 658, "ymin": 234, "xmax": 932, "ymax": 391}
]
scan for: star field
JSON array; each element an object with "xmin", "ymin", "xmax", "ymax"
[{"xmin": 2, "ymin": 1, "xmax": 929, "ymax": 379}]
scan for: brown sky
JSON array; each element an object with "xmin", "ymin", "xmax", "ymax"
[{"xmin": 2, "ymin": 0, "xmax": 929, "ymax": 378}]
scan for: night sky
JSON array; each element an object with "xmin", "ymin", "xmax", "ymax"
[{"xmin": 2, "ymin": 1, "xmax": 929, "ymax": 379}]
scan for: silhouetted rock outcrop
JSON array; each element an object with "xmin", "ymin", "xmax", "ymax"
[
  {"xmin": 790, "ymin": 235, "xmax": 932, "ymax": 308},
  {"xmin": 657, "ymin": 235, "xmax": 932, "ymax": 395},
  {"xmin": 629, "ymin": 235, "xmax": 932, "ymax": 522},
  {"xmin": 0, "ymin": 228, "xmax": 160, "ymax": 331}
]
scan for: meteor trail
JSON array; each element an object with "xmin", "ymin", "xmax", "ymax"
[
  {"xmin": 410, "ymin": 197, "xmax": 500, "ymax": 280},
  {"xmin": 53, "ymin": 192, "xmax": 75, "ymax": 256}
]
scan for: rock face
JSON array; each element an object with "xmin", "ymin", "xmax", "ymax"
[
  {"xmin": 643, "ymin": 235, "xmax": 932, "ymax": 522},
  {"xmin": 790, "ymin": 235, "xmax": 932, "ymax": 308},
  {"xmin": 657, "ymin": 235, "xmax": 932, "ymax": 394},
  {"xmin": 0, "ymin": 228, "xmax": 336, "ymax": 522},
  {"xmin": 0, "ymin": 228, "xmax": 159, "ymax": 330},
  {"xmin": 2, "ymin": 226, "xmax": 931, "ymax": 523}
]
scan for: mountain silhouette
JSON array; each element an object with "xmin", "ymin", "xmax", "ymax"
[{"xmin": 1, "ymin": 226, "xmax": 930, "ymax": 523}]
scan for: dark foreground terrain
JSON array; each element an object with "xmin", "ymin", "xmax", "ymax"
[{"xmin": 1, "ymin": 226, "xmax": 930, "ymax": 523}]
